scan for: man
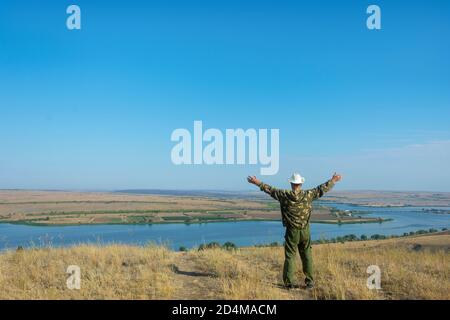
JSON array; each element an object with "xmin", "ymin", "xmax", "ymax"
[{"xmin": 247, "ymin": 172, "xmax": 342, "ymax": 289}]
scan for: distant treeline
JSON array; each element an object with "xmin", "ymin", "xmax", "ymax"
[
  {"xmin": 312, "ymin": 227, "xmax": 447, "ymax": 244},
  {"xmin": 182, "ymin": 227, "xmax": 448, "ymax": 251}
]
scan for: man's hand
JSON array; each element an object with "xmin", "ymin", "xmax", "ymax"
[
  {"xmin": 331, "ymin": 172, "xmax": 342, "ymax": 183},
  {"xmin": 247, "ymin": 175, "xmax": 262, "ymax": 186}
]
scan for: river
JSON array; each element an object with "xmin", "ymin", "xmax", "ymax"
[{"xmin": 0, "ymin": 204, "xmax": 449, "ymax": 251}]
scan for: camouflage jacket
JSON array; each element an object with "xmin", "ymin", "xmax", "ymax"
[{"xmin": 259, "ymin": 179, "xmax": 335, "ymax": 229}]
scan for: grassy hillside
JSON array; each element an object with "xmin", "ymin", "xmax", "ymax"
[{"xmin": 0, "ymin": 233, "xmax": 448, "ymax": 300}]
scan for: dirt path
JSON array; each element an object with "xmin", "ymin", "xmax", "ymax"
[
  {"xmin": 169, "ymin": 252, "xmax": 314, "ymax": 300},
  {"xmin": 171, "ymin": 253, "xmax": 221, "ymax": 299}
]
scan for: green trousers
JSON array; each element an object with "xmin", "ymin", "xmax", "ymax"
[{"xmin": 283, "ymin": 225, "xmax": 314, "ymax": 286}]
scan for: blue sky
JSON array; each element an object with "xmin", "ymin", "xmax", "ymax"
[{"xmin": 0, "ymin": 0, "xmax": 449, "ymax": 191}]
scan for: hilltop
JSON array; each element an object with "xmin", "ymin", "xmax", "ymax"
[{"xmin": 0, "ymin": 232, "xmax": 448, "ymax": 300}]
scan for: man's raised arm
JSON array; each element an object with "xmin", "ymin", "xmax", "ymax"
[
  {"xmin": 309, "ymin": 172, "xmax": 342, "ymax": 200},
  {"xmin": 247, "ymin": 175, "xmax": 287, "ymax": 201}
]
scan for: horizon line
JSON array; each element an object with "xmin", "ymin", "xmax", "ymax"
[{"xmin": 0, "ymin": 188, "xmax": 449, "ymax": 194}]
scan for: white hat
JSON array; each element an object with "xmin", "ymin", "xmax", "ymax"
[{"xmin": 288, "ymin": 173, "xmax": 305, "ymax": 184}]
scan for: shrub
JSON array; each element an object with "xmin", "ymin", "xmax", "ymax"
[
  {"xmin": 370, "ymin": 234, "xmax": 386, "ymax": 240},
  {"xmin": 222, "ymin": 242, "xmax": 237, "ymax": 250},
  {"xmin": 198, "ymin": 242, "xmax": 221, "ymax": 251}
]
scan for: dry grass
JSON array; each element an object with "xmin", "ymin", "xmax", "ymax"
[
  {"xmin": 191, "ymin": 248, "xmax": 292, "ymax": 299},
  {"xmin": 0, "ymin": 234, "xmax": 448, "ymax": 300},
  {"xmin": 182, "ymin": 235, "xmax": 450, "ymax": 300},
  {"xmin": 0, "ymin": 245, "xmax": 175, "ymax": 299},
  {"xmin": 311, "ymin": 237, "xmax": 449, "ymax": 299}
]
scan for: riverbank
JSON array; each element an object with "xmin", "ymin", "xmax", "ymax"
[
  {"xmin": 321, "ymin": 190, "xmax": 450, "ymax": 207},
  {"xmin": 0, "ymin": 216, "xmax": 391, "ymax": 227},
  {"xmin": 0, "ymin": 190, "xmax": 385, "ymax": 226},
  {"xmin": 0, "ymin": 232, "xmax": 448, "ymax": 300},
  {"xmin": 312, "ymin": 218, "xmax": 392, "ymax": 225}
]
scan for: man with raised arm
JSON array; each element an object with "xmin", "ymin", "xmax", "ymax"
[{"xmin": 247, "ymin": 172, "xmax": 342, "ymax": 289}]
